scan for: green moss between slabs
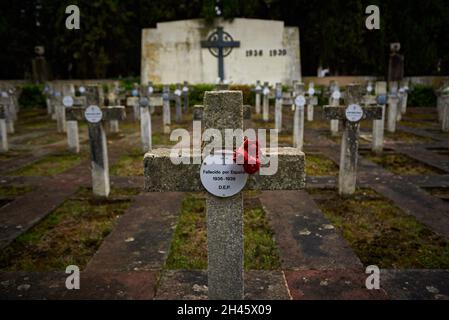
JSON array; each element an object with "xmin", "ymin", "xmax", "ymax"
[
  {"xmin": 364, "ymin": 153, "xmax": 444, "ymax": 175},
  {"xmin": 165, "ymin": 193, "xmax": 281, "ymax": 270},
  {"xmin": 0, "ymin": 187, "xmax": 139, "ymax": 271},
  {"xmin": 308, "ymin": 188, "xmax": 449, "ymax": 269},
  {"xmin": 8, "ymin": 152, "xmax": 85, "ymax": 176}
]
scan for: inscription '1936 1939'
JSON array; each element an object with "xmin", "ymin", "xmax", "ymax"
[{"xmin": 245, "ymin": 49, "xmax": 287, "ymax": 57}]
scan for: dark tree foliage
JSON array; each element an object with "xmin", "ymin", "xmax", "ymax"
[{"xmin": 1, "ymin": 0, "xmax": 448, "ymax": 79}]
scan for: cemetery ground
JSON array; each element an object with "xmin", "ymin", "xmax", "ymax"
[{"xmin": 1, "ymin": 101, "xmax": 449, "ymax": 300}]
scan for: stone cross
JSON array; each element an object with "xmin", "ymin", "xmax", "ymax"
[
  {"xmin": 0, "ymin": 91, "xmax": 17, "ymax": 134},
  {"xmin": 388, "ymin": 43, "xmax": 404, "ymax": 84},
  {"xmin": 254, "ymin": 80, "xmax": 262, "ymax": 115},
  {"xmin": 293, "ymin": 83, "xmax": 306, "ymax": 150},
  {"xmin": 182, "ymin": 81, "xmax": 189, "ymax": 113},
  {"xmin": 139, "ymin": 87, "xmax": 153, "ymax": 152},
  {"xmin": 174, "ymin": 83, "xmax": 183, "ymax": 123},
  {"xmin": 162, "ymin": 85, "xmax": 172, "ymax": 134},
  {"xmin": 387, "ymin": 82, "xmax": 400, "ymax": 133},
  {"xmin": 274, "ymin": 83, "xmax": 283, "ymax": 131},
  {"xmin": 372, "ymin": 81, "xmax": 387, "ymax": 154},
  {"xmin": 200, "ymin": 27, "xmax": 240, "ymax": 81},
  {"xmin": 106, "ymin": 83, "xmax": 121, "ymax": 133},
  {"xmin": 306, "ymin": 83, "xmax": 318, "ymax": 122},
  {"xmin": 441, "ymin": 94, "xmax": 449, "ymax": 132},
  {"xmin": 323, "ymin": 84, "xmax": 382, "ymax": 195},
  {"xmin": 144, "ymin": 90, "xmax": 305, "ymax": 299},
  {"xmin": 262, "ymin": 82, "xmax": 270, "ymax": 122},
  {"xmin": 51, "ymin": 87, "xmax": 67, "ymax": 133},
  {"xmin": 436, "ymin": 83, "xmax": 449, "ymax": 123},
  {"xmin": 329, "ymin": 84, "xmax": 341, "ymax": 136},
  {"xmin": 61, "ymin": 94, "xmax": 80, "ymax": 154},
  {"xmin": 0, "ymin": 105, "xmax": 8, "ymax": 153},
  {"xmin": 398, "ymin": 79, "xmax": 410, "ymax": 119},
  {"xmin": 66, "ymin": 105, "xmax": 126, "ymax": 197}
]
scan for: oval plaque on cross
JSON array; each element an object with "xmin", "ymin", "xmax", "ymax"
[
  {"xmin": 345, "ymin": 104, "xmax": 364, "ymax": 122},
  {"xmin": 332, "ymin": 90, "xmax": 341, "ymax": 100},
  {"xmin": 63, "ymin": 96, "xmax": 74, "ymax": 107},
  {"xmin": 295, "ymin": 95, "xmax": 306, "ymax": 107},
  {"xmin": 200, "ymin": 150, "xmax": 248, "ymax": 198},
  {"xmin": 84, "ymin": 105, "xmax": 103, "ymax": 123}
]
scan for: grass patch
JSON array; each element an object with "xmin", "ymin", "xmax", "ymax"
[
  {"xmin": 306, "ymin": 154, "xmax": 339, "ymax": 176},
  {"xmin": 21, "ymin": 132, "xmax": 67, "ymax": 145},
  {"xmin": 364, "ymin": 152, "xmax": 444, "ymax": 175},
  {"xmin": 0, "ymin": 187, "xmax": 138, "ymax": 271},
  {"xmin": 9, "ymin": 152, "xmax": 85, "ymax": 176},
  {"xmin": 308, "ymin": 188, "xmax": 449, "ymax": 269},
  {"xmin": 399, "ymin": 120, "xmax": 437, "ymax": 129},
  {"xmin": 0, "ymin": 186, "xmax": 33, "ymax": 198},
  {"xmin": 385, "ymin": 131, "xmax": 435, "ymax": 143},
  {"xmin": 422, "ymin": 187, "xmax": 449, "ymax": 202},
  {"xmin": 110, "ymin": 151, "xmax": 144, "ymax": 176},
  {"xmin": 165, "ymin": 193, "xmax": 281, "ymax": 270}
]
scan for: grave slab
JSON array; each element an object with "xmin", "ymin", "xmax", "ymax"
[
  {"xmin": 85, "ymin": 192, "xmax": 183, "ymax": 272},
  {"xmin": 155, "ymin": 270, "xmax": 291, "ymax": 300},
  {"xmin": 259, "ymin": 190, "xmax": 363, "ymax": 270}
]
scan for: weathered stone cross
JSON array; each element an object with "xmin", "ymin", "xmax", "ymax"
[
  {"xmin": 254, "ymin": 80, "xmax": 262, "ymax": 114},
  {"xmin": 0, "ymin": 105, "xmax": 8, "ymax": 153},
  {"xmin": 293, "ymin": 83, "xmax": 306, "ymax": 150},
  {"xmin": 66, "ymin": 105, "xmax": 126, "ymax": 197},
  {"xmin": 144, "ymin": 90, "xmax": 305, "ymax": 299},
  {"xmin": 372, "ymin": 81, "xmax": 387, "ymax": 154},
  {"xmin": 139, "ymin": 86, "xmax": 153, "ymax": 152},
  {"xmin": 306, "ymin": 82, "xmax": 318, "ymax": 122},
  {"xmin": 324, "ymin": 84, "xmax": 382, "ymax": 195}
]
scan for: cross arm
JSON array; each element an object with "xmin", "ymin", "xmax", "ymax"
[
  {"xmin": 193, "ymin": 105, "xmax": 252, "ymax": 121},
  {"xmin": 144, "ymin": 147, "xmax": 305, "ymax": 192},
  {"xmin": 322, "ymin": 105, "xmax": 382, "ymax": 121},
  {"xmin": 66, "ymin": 106, "xmax": 126, "ymax": 121}
]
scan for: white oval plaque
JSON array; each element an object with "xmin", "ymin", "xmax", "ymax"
[
  {"xmin": 263, "ymin": 87, "xmax": 270, "ymax": 96},
  {"xmin": 200, "ymin": 151, "xmax": 248, "ymax": 198},
  {"xmin": 174, "ymin": 89, "xmax": 182, "ymax": 96},
  {"xmin": 308, "ymin": 88, "xmax": 315, "ymax": 96},
  {"xmin": 367, "ymin": 85, "xmax": 373, "ymax": 93},
  {"xmin": 63, "ymin": 96, "xmax": 74, "ymax": 107},
  {"xmin": 84, "ymin": 105, "xmax": 103, "ymax": 123},
  {"xmin": 182, "ymin": 86, "xmax": 189, "ymax": 92},
  {"xmin": 332, "ymin": 90, "xmax": 341, "ymax": 100},
  {"xmin": 345, "ymin": 104, "xmax": 364, "ymax": 122},
  {"xmin": 295, "ymin": 95, "xmax": 306, "ymax": 107},
  {"xmin": 148, "ymin": 86, "xmax": 154, "ymax": 94},
  {"xmin": 79, "ymin": 86, "xmax": 86, "ymax": 94},
  {"xmin": 131, "ymin": 89, "xmax": 138, "ymax": 97}
]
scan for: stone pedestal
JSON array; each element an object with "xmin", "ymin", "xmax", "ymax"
[
  {"xmin": 109, "ymin": 120, "xmax": 119, "ymax": 133},
  {"xmin": 66, "ymin": 120, "xmax": 80, "ymax": 153},
  {"xmin": 88, "ymin": 123, "xmax": 110, "ymax": 197},
  {"xmin": 387, "ymin": 95, "xmax": 399, "ymax": 133},
  {"xmin": 140, "ymin": 107, "xmax": 152, "ymax": 152},
  {"xmin": 372, "ymin": 105, "xmax": 385, "ymax": 154}
]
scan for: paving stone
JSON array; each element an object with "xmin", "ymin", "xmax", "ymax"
[
  {"xmin": 155, "ymin": 270, "xmax": 291, "ymax": 300},
  {"xmin": 259, "ymin": 190, "xmax": 363, "ymax": 270},
  {"xmin": 85, "ymin": 192, "xmax": 182, "ymax": 272},
  {"xmin": 284, "ymin": 269, "xmax": 388, "ymax": 300},
  {"xmin": 0, "ymin": 271, "xmax": 157, "ymax": 299},
  {"xmin": 381, "ymin": 269, "xmax": 449, "ymax": 300}
]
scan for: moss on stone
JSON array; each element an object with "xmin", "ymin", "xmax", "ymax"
[{"xmin": 309, "ymin": 188, "xmax": 449, "ymax": 269}]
